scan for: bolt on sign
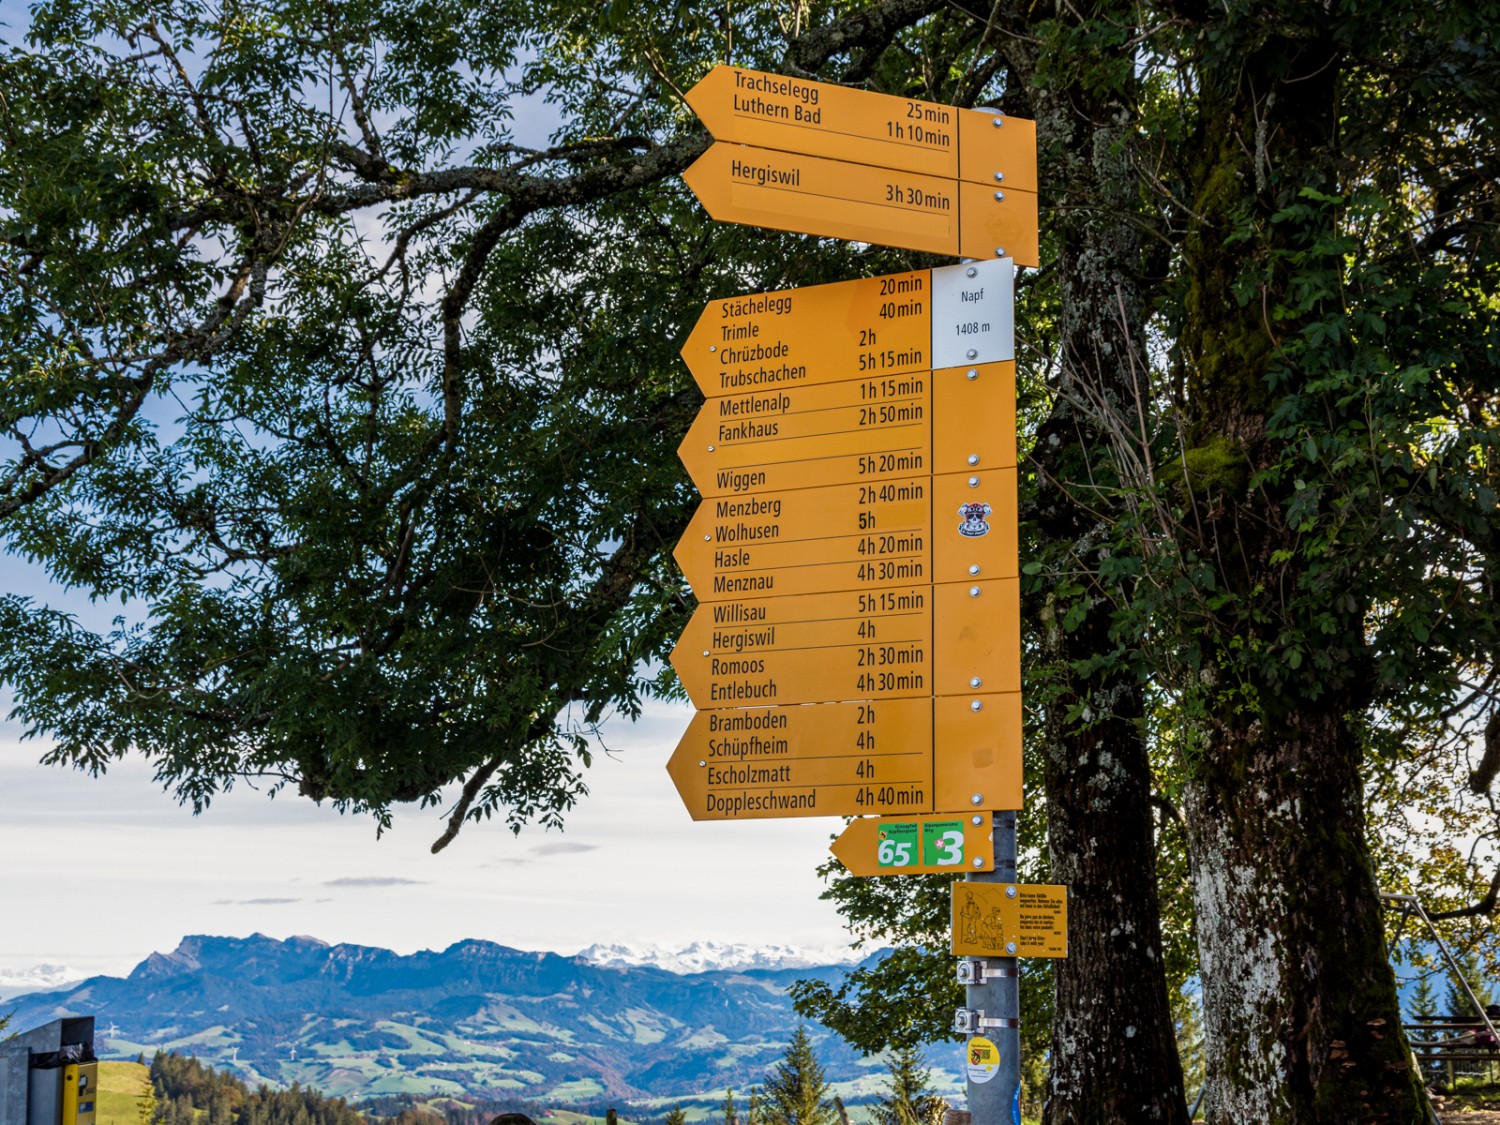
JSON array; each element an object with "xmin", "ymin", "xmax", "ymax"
[
  {"xmin": 683, "ymin": 66, "xmax": 1039, "ymax": 265},
  {"xmin": 951, "ymin": 882, "xmax": 1069, "ymax": 959}
]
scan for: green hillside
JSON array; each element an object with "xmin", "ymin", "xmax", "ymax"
[{"xmin": 97, "ymin": 1062, "xmax": 152, "ymax": 1125}]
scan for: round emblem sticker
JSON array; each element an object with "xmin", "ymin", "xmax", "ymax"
[
  {"xmin": 958, "ymin": 501, "xmax": 992, "ymax": 538},
  {"xmin": 966, "ymin": 1036, "xmax": 999, "ymax": 1084}
]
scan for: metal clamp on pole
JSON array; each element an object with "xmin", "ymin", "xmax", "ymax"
[
  {"xmin": 954, "ymin": 1008, "xmax": 1022, "ymax": 1034},
  {"xmin": 957, "ymin": 959, "xmax": 1019, "ymax": 985}
]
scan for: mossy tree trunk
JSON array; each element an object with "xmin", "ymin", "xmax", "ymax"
[
  {"xmin": 1174, "ymin": 22, "xmax": 1425, "ymax": 1124},
  {"xmin": 1012, "ymin": 2, "xmax": 1191, "ymax": 1119},
  {"xmin": 1184, "ymin": 707, "xmax": 1418, "ymax": 1121}
]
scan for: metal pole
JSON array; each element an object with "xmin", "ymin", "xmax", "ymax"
[{"xmin": 964, "ymin": 810, "xmax": 1021, "ymax": 1125}]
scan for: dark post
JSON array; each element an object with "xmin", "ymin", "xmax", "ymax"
[{"xmin": 962, "ymin": 811, "xmax": 1020, "ymax": 1125}]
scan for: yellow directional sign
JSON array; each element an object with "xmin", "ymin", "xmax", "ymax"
[
  {"xmin": 951, "ymin": 883, "xmax": 1069, "ymax": 958},
  {"xmin": 685, "ymin": 66, "xmax": 1038, "ymax": 190},
  {"xmin": 670, "ymin": 580, "xmax": 1020, "ymax": 707},
  {"xmin": 933, "ymin": 692, "xmax": 1023, "ymax": 813},
  {"xmin": 679, "ymin": 362, "xmax": 1017, "ymax": 496},
  {"xmin": 830, "ymin": 813, "xmax": 994, "ymax": 876},
  {"xmin": 667, "ymin": 698, "xmax": 932, "ymax": 820},
  {"xmin": 681, "ymin": 261, "xmax": 1014, "ymax": 397},
  {"xmin": 672, "ymin": 469, "xmax": 1017, "ymax": 601},
  {"xmin": 682, "ymin": 271, "xmax": 930, "ymax": 397},
  {"xmin": 680, "ymin": 375, "xmax": 930, "ymax": 496},
  {"xmin": 674, "ymin": 477, "xmax": 929, "ymax": 600},
  {"xmin": 682, "ymin": 144, "xmax": 1039, "ymax": 266},
  {"xmin": 673, "ymin": 630, "xmax": 934, "ymax": 708},
  {"xmin": 666, "ymin": 694, "xmax": 1022, "ymax": 820}
]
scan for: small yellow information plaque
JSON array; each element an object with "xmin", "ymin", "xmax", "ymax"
[{"xmin": 951, "ymin": 882, "xmax": 1068, "ymax": 958}]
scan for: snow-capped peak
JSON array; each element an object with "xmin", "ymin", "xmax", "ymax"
[
  {"xmin": 0, "ymin": 962, "xmax": 83, "ymax": 1000},
  {"xmin": 575, "ymin": 940, "xmax": 858, "ymax": 974}
]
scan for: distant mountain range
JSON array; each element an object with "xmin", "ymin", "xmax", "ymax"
[
  {"xmin": 4, "ymin": 934, "xmax": 938, "ymax": 1104},
  {"xmin": 575, "ymin": 941, "xmax": 861, "ymax": 975},
  {"xmin": 0, "ymin": 962, "xmax": 81, "ymax": 1000}
]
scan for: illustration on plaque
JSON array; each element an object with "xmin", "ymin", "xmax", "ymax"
[
  {"xmin": 959, "ymin": 890, "xmax": 982, "ymax": 943},
  {"xmin": 958, "ymin": 501, "xmax": 993, "ymax": 537}
]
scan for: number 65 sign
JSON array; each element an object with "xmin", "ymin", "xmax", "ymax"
[{"xmin": 831, "ymin": 814, "xmax": 994, "ymax": 876}]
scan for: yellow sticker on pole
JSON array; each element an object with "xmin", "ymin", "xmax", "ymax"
[{"xmin": 966, "ymin": 1036, "xmax": 999, "ymax": 1084}]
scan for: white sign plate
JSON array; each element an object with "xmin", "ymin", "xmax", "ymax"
[{"xmin": 931, "ymin": 257, "xmax": 1014, "ymax": 369}]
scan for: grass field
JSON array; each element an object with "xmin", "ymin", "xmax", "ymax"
[
  {"xmin": 96, "ymin": 1061, "xmax": 151, "ymax": 1125},
  {"xmin": 543, "ymin": 1111, "xmax": 639, "ymax": 1125}
]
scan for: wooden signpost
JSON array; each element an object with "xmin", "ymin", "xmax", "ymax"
[{"xmin": 673, "ymin": 65, "xmax": 1052, "ymax": 1125}]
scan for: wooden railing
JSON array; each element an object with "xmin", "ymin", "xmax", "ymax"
[{"xmin": 1405, "ymin": 1017, "xmax": 1500, "ymax": 1089}]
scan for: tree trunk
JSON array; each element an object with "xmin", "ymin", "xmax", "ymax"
[
  {"xmin": 1186, "ymin": 706, "xmax": 1420, "ymax": 1121},
  {"xmin": 1021, "ymin": 3, "xmax": 1190, "ymax": 1120},
  {"xmin": 1039, "ymin": 613, "xmax": 1189, "ymax": 1125},
  {"xmin": 1175, "ymin": 21, "xmax": 1426, "ymax": 1124}
]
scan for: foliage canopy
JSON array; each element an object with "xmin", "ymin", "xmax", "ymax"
[{"xmin": 0, "ymin": 0, "xmax": 951, "ymax": 844}]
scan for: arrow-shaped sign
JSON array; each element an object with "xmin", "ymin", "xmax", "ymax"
[
  {"xmin": 683, "ymin": 270, "xmax": 929, "ymax": 396},
  {"xmin": 667, "ymin": 698, "xmax": 932, "ymax": 821},
  {"xmin": 679, "ymin": 361, "xmax": 1016, "ymax": 496},
  {"xmin": 672, "ymin": 469, "xmax": 1018, "ymax": 602},
  {"xmin": 830, "ymin": 814, "xmax": 995, "ymax": 876},
  {"xmin": 669, "ymin": 580, "xmax": 1021, "ymax": 708},
  {"xmin": 685, "ymin": 67, "xmax": 1038, "ymax": 189},
  {"xmin": 666, "ymin": 692, "xmax": 1023, "ymax": 820},
  {"xmin": 682, "ymin": 144, "xmax": 1039, "ymax": 266},
  {"xmin": 681, "ymin": 261, "xmax": 1013, "ymax": 398}
]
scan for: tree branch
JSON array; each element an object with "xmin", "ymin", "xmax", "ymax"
[{"xmin": 1427, "ymin": 865, "xmax": 1500, "ymax": 921}]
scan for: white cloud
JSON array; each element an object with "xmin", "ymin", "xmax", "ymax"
[
  {"xmin": 0, "ymin": 698, "xmax": 855, "ymax": 980},
  {"xmin": 529, "ymin": 841, "xmax": 599, "ymax": 856}
]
